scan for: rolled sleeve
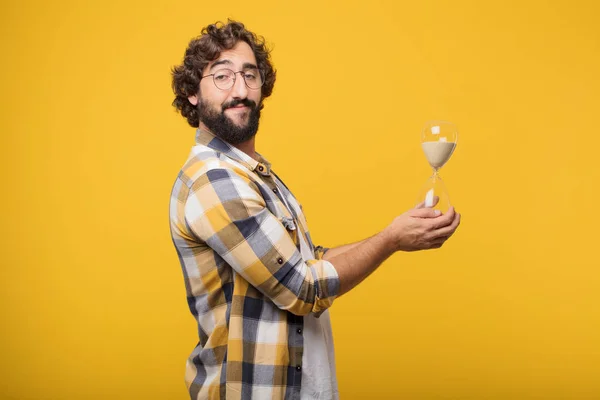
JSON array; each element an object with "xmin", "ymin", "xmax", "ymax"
[
  {"xmin": 184, "ymin": 167, "xmax": 339, "ymax": 316},
  {"xmin": 306, "ymin": 259, "xmax": 338, "ymax": 317}
]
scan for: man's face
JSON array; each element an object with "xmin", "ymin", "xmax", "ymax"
[{"xmin": 188, "ymin": 41, "xmax": 263, "ymax": 144}]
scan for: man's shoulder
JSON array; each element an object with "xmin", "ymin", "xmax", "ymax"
[{"xmin": 177, "ymin": 144, "xmax": 251, "ymax": 189}]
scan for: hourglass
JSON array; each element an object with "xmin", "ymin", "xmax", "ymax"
[{"xmin": 416, "ymin": 121, "xmax": 458, "ymax": 213}]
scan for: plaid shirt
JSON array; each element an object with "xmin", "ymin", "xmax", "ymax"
[{"xmin": 170, "ymin": 128, "xmax": 340, "ymax": 399}]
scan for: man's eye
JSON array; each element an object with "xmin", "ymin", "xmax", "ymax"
[
  {"xmin": 215, "ymin": 74, "xmax": 230, "ymax": 81},
  {"xmin": 244, "ymin": 73, "xmax": 257, "ymax": 80}
]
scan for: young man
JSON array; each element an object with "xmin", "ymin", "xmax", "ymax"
[{"xmin": 169, "ymin": 20, "xmax": 461, "ymax": 400}]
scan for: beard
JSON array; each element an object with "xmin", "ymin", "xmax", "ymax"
[{"xmin": 198, "ymin": 98, "xmax": 261, "ymax": 145}]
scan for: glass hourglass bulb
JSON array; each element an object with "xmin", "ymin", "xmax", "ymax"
[{"xmin": 416, "ymin": 121, "xmax": 458, "ymax": 213}]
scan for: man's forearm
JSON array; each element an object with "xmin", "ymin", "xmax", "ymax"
[
  {"xmin": 327, "ymin": 231, "xmax": 396, "ymax": 297},
  {"xmin": 321, "ymin": 237, "xmax": 372, "ymax": 261},
  {"xmin": 319, "ymin": 205, "xmax": 461, "ymax": 299}
]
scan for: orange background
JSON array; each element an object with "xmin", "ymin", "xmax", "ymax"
[{"xmin": 2, "ymin": 1, "xmax": 600, "ymax": 398}]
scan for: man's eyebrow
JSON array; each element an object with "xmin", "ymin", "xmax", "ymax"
[
  {"xmin": 242, "ymin": 62, "xmax": 258, "ymax": 70},
  {"xmin": 209, "ymin": 59, "xmax": 232, "ymax": 71}
]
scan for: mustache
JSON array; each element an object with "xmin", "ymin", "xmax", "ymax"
[{"xmin": 221, "ymin": 99, "xmax": 257, "ymax": 111}]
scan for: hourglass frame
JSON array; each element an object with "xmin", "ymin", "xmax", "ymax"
[{"xmin": 417, "ymin": 121, "xmax": 458, "ymax": 213}]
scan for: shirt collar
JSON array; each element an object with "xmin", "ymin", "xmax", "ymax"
[{"xmin": 195, "ymin": 127, "xmax": 272, "ymax": 176}]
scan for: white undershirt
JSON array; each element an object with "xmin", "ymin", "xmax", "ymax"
[{"xmin": 293, "ymin": 195, "xmax": 339, "ymax": 400}]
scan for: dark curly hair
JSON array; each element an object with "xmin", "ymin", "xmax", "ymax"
[{"xmin": 171, "ymin": 20, "xmax": 277, "ymax": 127}]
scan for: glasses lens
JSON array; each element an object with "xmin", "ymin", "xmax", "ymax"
[
  {"xmin": 213, "ymin": 69, "xmax": 235, "ymax": 90},
  {"xmin": 242, "ymin": 68, "xmax": 264, "ymax": 89}
]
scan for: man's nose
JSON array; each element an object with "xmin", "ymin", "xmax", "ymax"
[{"xmin": 230, "ymin": 72, "xmax": 248, "ymax": 99}]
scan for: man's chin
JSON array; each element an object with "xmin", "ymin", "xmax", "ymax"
[
  {"xmin": 226, "ymin": 117, "xmax": 249, "ymax": 129},
  {"xmin": 198, "ymin": 103, "xmax": 260, "ymax": 144}
]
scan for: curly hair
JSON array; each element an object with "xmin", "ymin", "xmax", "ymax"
[{"xmin": 171, "ymin": 20, "xmax": 277, "ymax": 127}]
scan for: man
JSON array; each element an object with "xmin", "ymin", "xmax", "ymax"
[{"xmin": 169, "ymin": 20, "xmax": 461, "ymax": 400}]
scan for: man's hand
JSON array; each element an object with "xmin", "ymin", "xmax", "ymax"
[{"xmin": 383, "ymin": 206, "xmax": 461, "ymax": 252}]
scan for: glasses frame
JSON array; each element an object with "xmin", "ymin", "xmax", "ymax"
[{"xmin": 201, "ymin": 68, "xmax": 265, "ymax": 91}]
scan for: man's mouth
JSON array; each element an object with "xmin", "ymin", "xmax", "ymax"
[
  {"xmin": 223, "ymin": 99, "xmax": 256, "ymax": 112},
  {"xmin": 226, "ymin": 105, "xmax": 249, "ymax": 112}
]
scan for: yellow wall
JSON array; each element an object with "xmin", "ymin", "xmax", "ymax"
[{"xmin": 2, "ymin": 0, "xmax": 599, "ymax": 398}]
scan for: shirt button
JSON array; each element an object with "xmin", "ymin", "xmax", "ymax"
[
  {"xmin": 296, "ymin": 365, "xmax": 302, "ymax": 371},
  {"xmin": 258, "ymin": 165, "xmax": 264, "ymax": 172},
  {"xmin": 277, "ymin": 258, "xmax": 283, "ymax": 265},
  {"xmin": 297, "ymin": 328, "xmax": 302, "ymax": 334},
  {"xmin": 273, "ymin": 187, "xmax": 278, "ymax": 193}
]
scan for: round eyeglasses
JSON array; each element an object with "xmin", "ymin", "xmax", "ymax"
[{"xmin": 201, "ymin": 68, "xmax": 265, "ymax": 90}]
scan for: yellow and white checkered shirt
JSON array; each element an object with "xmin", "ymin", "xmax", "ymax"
[{"xmin": 169, "ymin": 128, "xmax": 340, "ymax": 399}]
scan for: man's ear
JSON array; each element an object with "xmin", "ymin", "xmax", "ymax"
[{"xmin": 188, "ymin": 95, "xmax": 198, "ymax": 106}]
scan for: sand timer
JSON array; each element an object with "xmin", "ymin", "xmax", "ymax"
[{"xmin": 416, "ymin": 121, "xmax": 458, "ymax": 213}]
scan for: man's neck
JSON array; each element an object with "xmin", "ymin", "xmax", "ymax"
[
  {"xmin": 200, "ymin": 122, "xmax": 259, "ymax": 162},
  {"xmin": 232, "ymin": 137, "xmax": 258, "ymax": 162}
]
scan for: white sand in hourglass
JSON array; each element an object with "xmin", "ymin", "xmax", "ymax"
[{"xmin": 421, "ymin": 140, "xmax": 456, "ymax": 169}]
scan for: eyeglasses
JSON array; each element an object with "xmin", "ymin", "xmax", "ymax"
[{"xmin": 201, "ymin": 68, "xmax": 265, "ymax": 91}]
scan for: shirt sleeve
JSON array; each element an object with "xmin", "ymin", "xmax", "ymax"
[{"xmin": 184, "ymin": 167, "xmax": 339, "ymax": 316}]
